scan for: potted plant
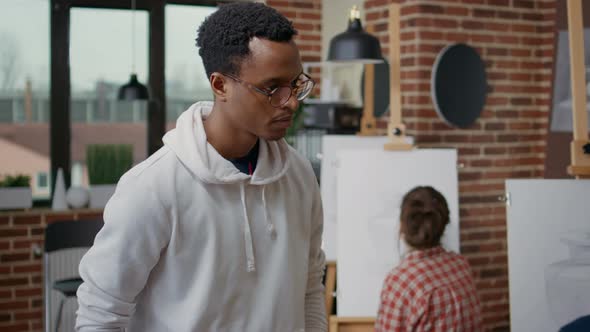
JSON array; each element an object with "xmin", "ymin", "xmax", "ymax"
[
  {"xmin": 0, "ymin": 174, "xmax": 32, "ymax": 210},
  {"xmin": 285, "ymin": 101, "xmax": 307, "ymax": 146},
  {"xmin": 86, "ymin": 144, "xmax": 133, "ymax": 208}
]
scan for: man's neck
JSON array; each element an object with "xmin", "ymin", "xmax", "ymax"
[{"xmin": 203, "ymin": 103, "xmax": 258, "ymax": 159}]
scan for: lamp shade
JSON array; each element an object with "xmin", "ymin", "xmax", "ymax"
[
  {"xmin": 118, "ymin": 74, "xmax": 149, "ymax": 100},
  {"xmin": 327, "ymin": 7, "xmax": 383, "ymax": 63}
]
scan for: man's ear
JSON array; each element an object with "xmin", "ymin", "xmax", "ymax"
[{"xmin": 210, "ymin": 72, "xmax": 228, "ymax": 101}]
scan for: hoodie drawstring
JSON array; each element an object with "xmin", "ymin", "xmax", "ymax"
[
  {"xmin": 262, "ymin": 186, "xmax": 277, "ymax": 240},
  {"xmin": 240, "ymin": 184, "xmax": 278, "ymax": 273},
  {"xmin": 240, "ymin": 183, "xmax": 256, "ymax": 272}
]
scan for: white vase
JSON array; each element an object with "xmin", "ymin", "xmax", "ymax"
[
  {"xmin": 89, "ymin": 184, "xmax": 116, "ymax": 209},
  {"xmin": 66, "ymin": 186, "xmax": 90, "ymax": 209},
  {"xmin": 545, "ymin": 232, "xmax": 590, "ymax": 328},
  {"xmin": 52, "ymin": 168, "xmax": 68, "ymax": 210}
]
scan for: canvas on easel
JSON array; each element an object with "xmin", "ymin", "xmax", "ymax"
[
  {"xmin": 506, "ymin": 180, "xmax": 590, "ymax": 332},
  {"xmin": 335, "ymin": 148, "xmax": 460, "ymax": 316},
  {"xmin": 320, "ymin": 135, "xmax": 390, "ymax": 261}
]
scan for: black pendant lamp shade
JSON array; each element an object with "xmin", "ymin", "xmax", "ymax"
[
  {"xmin": 118, "ymin": 0, "xmax": 149, "ymax": 101},
  {"xmin": 118, "ymin": 74, "xmax": 149, "ymax": 100},
  {"xmin": 327, "ymin": 5, "xmax": 383, "ymax": 63}
]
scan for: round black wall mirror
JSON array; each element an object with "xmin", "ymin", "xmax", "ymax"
[
  {"xmin": 361, "ymin": 59, "xmax": 390, "ymax": 118},
  {"xmin": 431, "ymin": 43, "xmax": 488, "ymax": 128}
]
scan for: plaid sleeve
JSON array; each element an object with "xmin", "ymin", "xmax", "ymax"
[{"xmin": 375, "ymin": 272, "xmax": 413, "ymax": 332}]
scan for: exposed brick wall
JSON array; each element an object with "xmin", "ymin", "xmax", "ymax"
[
  {"xmin": 267, "ymin": 0, "xmax": 322, "ymax": 95},
  {"xmin": 365, "ymin": 0, "xmax": 556, "ymax": 330},
  {"xmin": 0, "ymin": 210, "xmax": 102, "ymax": 332}
]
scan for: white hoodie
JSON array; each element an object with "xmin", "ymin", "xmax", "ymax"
[{"xmin": 76, "ymin": 102, "xmax": 327, "ymax": 332}]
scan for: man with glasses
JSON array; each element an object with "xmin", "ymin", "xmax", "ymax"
[{"xmin": 76, "ymin": 2, "xmax": 327, "ymax": 332}]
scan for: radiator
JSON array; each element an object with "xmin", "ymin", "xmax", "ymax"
[{"xmin": 44, "ymin": 248, "xmax": 88, "ymax": 332}]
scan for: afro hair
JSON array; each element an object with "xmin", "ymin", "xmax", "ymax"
[{"xmin": 196, "ymin": 2, "xmax": 297, "ymax": 78}]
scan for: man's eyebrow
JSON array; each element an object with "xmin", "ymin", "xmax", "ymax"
[{"xmin": 259, "ymin": 71, "xmax": 304, "ymax": 87}]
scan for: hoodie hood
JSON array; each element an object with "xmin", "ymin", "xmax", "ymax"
[
  {"xmin": 162, "ymin": 101, "xmax": 291, "ymax": 185},
  {"xmin": 162, "ymin": 101, "xmax": 289, "ymax": 272}
]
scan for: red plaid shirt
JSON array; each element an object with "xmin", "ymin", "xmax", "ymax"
[{"xmin": 375, "ymin": 246, "xmax": 482, "ymax": 332}]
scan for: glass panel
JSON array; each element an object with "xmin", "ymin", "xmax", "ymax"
[
  {"xmin": 0, "ymin": 0, "xmax": 50, "ymax": 200},
  {"xmin": 70, "ymin": 8, "xmax": 149, "ymax": 187},
  {"xmin": 166, "ymin": 4, "xmax": 216, "ymax": 128}
]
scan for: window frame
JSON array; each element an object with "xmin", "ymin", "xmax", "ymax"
[{"xmin": 49, "ymin": 0, "xmax": 225, "ymax": 193}]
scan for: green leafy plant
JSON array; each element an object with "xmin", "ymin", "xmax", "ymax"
[
  {"xmin": 86, "ymin": 144, "xmax": 133, "ymax": 185},
  {"xmin": 0, "ymin": 174, "xmax": 31, "ymax": 187},
  {"xmin": 285, "ymin": 101, "xmax": 307, "ymax": 146}
]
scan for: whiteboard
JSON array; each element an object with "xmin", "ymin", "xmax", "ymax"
[
  {"xmin": 506, "ymin": 180, "xmax": 590, "ymax": 332},
  {"xmin": 320, "ymin": 135, "xmax": 390, "ymax": 261},
  {"xmin": 336, "ymin": 149, "xmax": 460, "ymax": 316}
]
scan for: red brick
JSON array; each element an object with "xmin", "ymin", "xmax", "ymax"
[
  {"xmin": 496, "ymin": 35, "xmax": 519, "ymax": 44},
  {"xmin": 298, "ymin": 12, "xmax": 320, "ymax": 20},
  {"xmin": 522, "ymin": 13, "xmax": 543, "ymax": 21},
  {"xmin": 14, "ymin": 310, "xmax": 42, "ymax": 320},
  {"xmin": 433, "ymin": 18, "xmax": 459, "ymax": 29},
  {"xmin": 1, "ymin": 253, "xmax": 30, "ymax": 263},
  {"xmin": 473, "ymin": 9, "xmax": 496, "ymax": 18},
  {"xmin": 512, "ymin": 23, "xmax": 535, "ymax": 33},
  {"xmin": 0, "ymin": 229, "xmax": 27, "ymax": 238},
  {"xmin": 463, "ymin": 231, "xmax": 492, "ymax": 241},
  {"xmin": 446, "ymin": 6, "xmax": 468, "ymax": 16},
  {"xmin": 12, "ymin": 264, "xmax": 41, "ymax": 274},
  {"xmin": 291, "ymin": 1, "xmax": 314, "ymax": 9},
  {"xmin": 0, "ymin": 289, "xmax": 12, "ymax": 299},
  {"xmin": 461, "ymin": 219, "xmax": 506, "ymax": 230},
  {"xmin": 462, "ymin": 242, "xmax": 504, "ymax": 254},
  {"xmin": 293, "ymin": 22, "xmax": 315, "ymax": 31},
  {"xmin": 0, "ymin": 216, "xmax": 10, "ymax": 224},
  {"xmin": 513, "ymin": 0, "xmax": 535, "ymax": 9},
  {"xmin": 487, "ymin": 97, "xmax": 509, "ymax": 106},
  {"xmin": 458, "ymin": 172, "xmax": 482, "ymax": 182},
  {"xmin": 419, "ymin": 31, "xmax": 443, "ymax": 40},
  {"xmin": 12, "ymin": 216, "xmax": 41, "ymax": 226},
  {"xmin": 462, "ymin": 20, "xmax": 485, "ymax": 30},
  {"xmin": 458, "ymin": 147, "xmax": 481, "ymax": 156},
  {"xmin": 30, "ymin": 275, "xmax": 42, "ymax": 284},
  {"xmin": 0, "ymin": 300, "xmax": 28, "ymax": 310},
  {"xmin": 472, "ymin": 34, "xmax": 494, "ymax": 43},
  {"xmin": 365, "ymin": 0, "xmax": 389, "ymax": 8},
  {"xmin": 484, "ymin": 147, "xmax": 507, "ymax": 155},
  {"xmin": 45, "ymin": 213, "xmax": 77, "ymax": 224},
  {"xmin": 400, "ymin": 4, "xmax": 419, "ymax": 16},
  {"xmin": 495, "ymin": 110, "xmax": 518, "ymax": 118},
  {"xmin": 487, "ymin": 0, "xmax": 509, "ymax": 5},
  {"xmin": 266, "ymin": 0, "xmax": 290, "ymax": 7},
  {"xmin": 29, "ymin": 227, "xmax": 45, "ymax": 236},
  {"xmin": 510, "ymin": 97, "xmax": 532, "ymax": 105},
  {"xmin": 418, "ymin": 4, "xmax": 444, "ymax": 14},
  {"xmin": 487, "ymin": 22, "xmax": 511, "ymax": 32},
  {"xmin": 12, "ymin": 240, "xmax": 41, "ymax": 250},
  {"xmin": 0, "ymin": 323, "xmax": 29, "ymax": 332},
  {"xmin": 497, "ymin": 10, "xmax": 519, "ymax": 19},
  {"xmin": 14, "ymin": 288, "xmax": 42, "ymax": 298}
]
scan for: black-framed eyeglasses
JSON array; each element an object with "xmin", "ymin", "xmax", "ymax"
[{"xmin": 223, "ymin": 72, "xmax": 315, "ymax": 108}]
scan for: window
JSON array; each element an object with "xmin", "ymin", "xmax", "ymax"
[
  {"xmin": 0, "ymin": 0, "xmax": 50, "ymax": 200},
  {"xmin": 37, "ymin": 172, "xmax": 48, "ymax": 188},
  {"xmin": 70, "ymin": 7, "xmax": 149, "ymax": 186},
  {"xmin": 165, "ymin": 4, "xmax": 216, "ymax": 128}
]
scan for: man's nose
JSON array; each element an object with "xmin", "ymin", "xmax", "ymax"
[{"xmin": 283, "ymin": 93, "xmax": 299, "ymax": 113}]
